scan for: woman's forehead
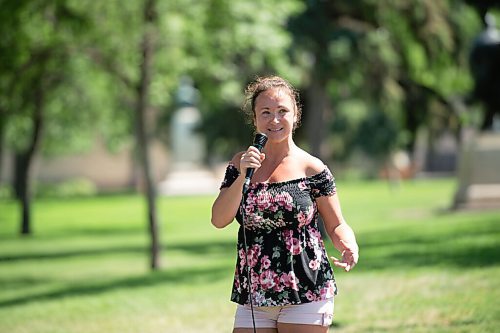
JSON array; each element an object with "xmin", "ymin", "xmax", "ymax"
[{"xmin": 255, "ymin": 88, "xmax": 294, "ymax": 108}]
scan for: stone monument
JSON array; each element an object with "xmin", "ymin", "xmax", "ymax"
[
  {"xmin": 454, "ymin": 13, "xmax": 500, "ymax": 209},
  {"xmin": 158, "ymin": 76, "xmax": 219, "ymax": 196}
]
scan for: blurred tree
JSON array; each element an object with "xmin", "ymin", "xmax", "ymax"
[
  {"xmin": 288, "ymin": 1, "xmax": 351, "ymax": 160},
  {"xmin": 78, "ymin": 0, "xmax": 302, "ymax": 269},
  {"xmin": 81, "ymin": 0, "xmax": 168, "ymax": 270},
  {"xmin": 0, "ymin": 0, "xmax": 99, "ymax": 234},
  {"xmin": 288, "ymin": 0, "xmax": 480, "ymax": 173},
  {"xmin": 135, "ymin": 0, "xmax": 161, "ymax": 270},
  {"xmin": 174, "ymin": 0, "xmax": 303, "ymax": 160},
  {"xmin": 380, "ymin": 0, "xmax": 479, "ymax": 153},
  {"xmin": 71, "ymin": 0, "xmax": 297, "ymax": 269}
]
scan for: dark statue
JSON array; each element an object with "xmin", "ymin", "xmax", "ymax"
[
  {"xmin": 453, "ymin": 9, "xmax": 500, "ymax": 210},
  {"xmin": 469, "ymin": 13, "xmax": 500, "ymax": 130}
]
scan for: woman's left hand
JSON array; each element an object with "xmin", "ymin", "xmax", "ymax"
[{"xmin": 331, "ymin": 240, "xmax": 359, "ymax": 272}]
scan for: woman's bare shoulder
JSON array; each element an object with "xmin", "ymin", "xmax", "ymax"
[{"xmin": 294, "ymin": 148, "xmax": 326, "ymax": 176}]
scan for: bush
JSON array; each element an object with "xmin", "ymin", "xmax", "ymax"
[{"xmin": 35, "ymin": 178, "xmax": 98, "ymax": 198}]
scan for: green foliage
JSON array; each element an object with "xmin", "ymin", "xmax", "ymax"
[
  {"xmin": 0, "ymin": 0, "xmax": 488, "ymax": 169},
  {"xmin": 0, "ymin": 0, "xmax": 115, "ymax": 157},
  {"xmin": 356, "ymin": 107, "xmax": 402, "ymax": 158},
  {"xmin": 289, "ymin": 0, "xmax": 482, "ymax": 163},
  {"xmin": 177, "ymin": 0, "xmax": 303, "ymax": 159}
]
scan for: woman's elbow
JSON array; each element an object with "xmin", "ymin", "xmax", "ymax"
[
  {"xmin": 211, "ymin": 201, "xmax": 236, "ymax": 228},
  {"xmin": 210, "ymin": 216, "xmax": 222, "ymax": 228},
  {"xmin": 211, "ymin": 216, "xmax": 231, "ymax": 229},
  {"xmin": 211, "ymin": 207, "xmax": 231, "ymax": 228}
]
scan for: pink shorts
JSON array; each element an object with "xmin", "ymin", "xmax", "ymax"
[{"xmin": 233, "ymin": 298, "xmax": 334, "ymax": 328}]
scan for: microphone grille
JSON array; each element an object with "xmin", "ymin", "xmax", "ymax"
[{"xmin": 253, "ymin": 133, "xmax": 268, "ymax": 151}]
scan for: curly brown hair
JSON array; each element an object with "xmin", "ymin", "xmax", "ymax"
[{"xmin": 242, "ymin": 75, "xmax": 302, "ymax": 130}]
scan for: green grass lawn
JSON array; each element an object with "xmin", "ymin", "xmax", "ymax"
[{"xmin": 0, "ymin": 178, "xmax": 499, "ymax": 332}]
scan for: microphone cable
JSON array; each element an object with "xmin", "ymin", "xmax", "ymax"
[
  {"xmin": 240, "ymin": 189, "xmax": 257, "ymax": 333},
  {"xmin": 238, "ymin": 132, "xmax": 266, "ymax": 333}
]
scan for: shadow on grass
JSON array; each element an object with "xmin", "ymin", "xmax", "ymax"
[
  {"xmin": 0, "ymin": 244, "xmax": 146, "ymax": 262},
  {"xmin": 356, "ymin": 242, "xmax": 500, "ymax": 271},
  {"xmin": 352, "ymin": 216, "xmax": 500, "ymax": 271},
  {"xmin": 0, "ymin": 263, "xmax": 230, "ymax": 309},
  {"xmin": 0, "ymin": 236, "xmax": 236, "ymax": 262},
  {"xmin": 0, "ymin": 226, "xmax": 144, "ymax": 241},
  {"xmin": 0, "ymin": 276, "xmax": 54, "ymax": 289}
]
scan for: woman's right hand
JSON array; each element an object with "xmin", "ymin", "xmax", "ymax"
[
  {"xmin": 239, "ymin": 146, "xmax": 266, "ymax": 177},
  {"xmin": 211, "ymin": 148, "xmax": 265, "ymax": 229}
]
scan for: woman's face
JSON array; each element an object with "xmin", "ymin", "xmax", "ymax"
[{"xmin": 253, "ymin": 88, "xmax": 297, "ymax": 143}]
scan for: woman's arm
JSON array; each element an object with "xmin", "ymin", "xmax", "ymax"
[
  {"xmin": 317, "ymin": 193, "xmax": 359, "ymax": 271},
  {"xmin": 211, "ymin": 172, "xmax": 245, "ymax": 228}
]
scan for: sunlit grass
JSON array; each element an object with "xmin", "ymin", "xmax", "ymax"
[{"xmin": 0, "ymin": 178, "xmax": 499, "ymax": 332}]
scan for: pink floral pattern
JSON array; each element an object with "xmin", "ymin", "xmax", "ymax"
[{"xmin": 220, "ymin": 163, "xmax": 338, "ymax": 306}]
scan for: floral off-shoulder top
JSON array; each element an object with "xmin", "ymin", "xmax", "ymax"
[{"xmin": 219, "ymin": 163, "xmax": 338, "ymax": 307}]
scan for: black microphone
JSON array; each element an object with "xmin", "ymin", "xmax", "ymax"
[{"xmin": 243, "ymin": 133, "xmax": 268, "ymax": 194}]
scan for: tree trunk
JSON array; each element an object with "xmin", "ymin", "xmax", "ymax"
[
  {"xmin": 15, "ymin": 154, "xmax": 32, "ymax": 235},
  {"xmin": 305, "ymin": 75, "xmax": 331, "ymax": 161},
  {"xmin": 305, "ymin": 74, "xmax": 332, "ymax": 239},
  {"xmin": 14, "ymin": 85, "xmax": 44, "ymax": 236},
  {"xmin": 136, "ymin": 0, "xmax": 160, "ymax": 270}
]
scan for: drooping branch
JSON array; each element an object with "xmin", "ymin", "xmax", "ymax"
[{"xmin": 85, "ymin": 47, "xmax": 135, "ymax": 90}]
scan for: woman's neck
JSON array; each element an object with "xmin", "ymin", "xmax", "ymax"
[{"xmin": 262, "ymin": 138, "xmax": 296, "ymax": 163}]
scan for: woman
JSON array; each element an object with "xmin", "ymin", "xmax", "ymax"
[{"xmin": 211, "ymin": 76, "xmax": 359, "ymax": 333}]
